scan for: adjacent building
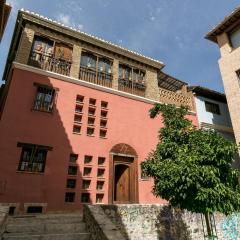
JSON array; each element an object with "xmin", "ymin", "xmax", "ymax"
[
  {"xmin": 206, "ymin": 6, "xmax": 240, "ymax": 144},
  {"xmin": 0, "ymin": 0, "xmax": 11, "ymax": 42},
  {"xmin": 0, "ymin": 10, "xmax": 197, "ymax": 214},
  {"xmin": 189, "ymin": 86, "xmax": 234, "ymax": 141}
]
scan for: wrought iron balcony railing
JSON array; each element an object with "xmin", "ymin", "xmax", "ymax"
[
  {"xmin": 79, "ymin": 66, "xmax": 112, "ymax": 88},
  {"xmin": 28, "ymin": 51, "xmax": 72, "ymax": 76},
  {"xmin": 118, "ymin": 78, "xmax": 146, "ymax": 97}
]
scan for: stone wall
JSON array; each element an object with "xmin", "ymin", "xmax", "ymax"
[
  {"xmin": 0, "ymin": 206, "xmax": 9, "ymax": 239},
  {"xmin": 85, "ymin": 204, "xmax": 240, "ymax": 240},
  {"xmin": 83, "ymin": 205, "xmax": 125, "ymax": 240}
]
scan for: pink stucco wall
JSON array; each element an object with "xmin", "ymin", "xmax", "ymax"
[{"xmin": 0, "ymin": 68, "xmax": 198, "ymax": 212}]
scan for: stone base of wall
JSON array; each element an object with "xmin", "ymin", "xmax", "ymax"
[
  {"xmin": 84, "ymin": 204, "xmax": 240, "ymax": 240},
  {"xmin": 0, "ymin": 205, "xmax": 9, "ymax": 239}
]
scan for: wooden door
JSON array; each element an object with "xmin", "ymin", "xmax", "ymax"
[
  {"xmin": 114, "ymin": 164, "xmax": 130, "ymax": 202},
  {"xmin": 54, "ymin": 43, "xmax": 72, "ymax": 60}
]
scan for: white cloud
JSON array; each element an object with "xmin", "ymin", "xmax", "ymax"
[
  {"xmin": 150, "ymin": 16, "xmax": 156, "ymax": 21},
  {"xmin": 58, "ymin": 13, "xmax": 71, "ymax": 26},
  {"xmin": 57, "ymin": 13, "xmax": 84, "ymax": 30}
]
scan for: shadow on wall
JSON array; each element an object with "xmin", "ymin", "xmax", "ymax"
[
  {"xmin": 0, "ymin": 65, "xmax": 93, "ymax": 212},
  {"xmin": 100, "ymin": 205, "xmax": 191, "ymax": 240},
  {"xmin": 157, "ymin": 206, "xmax": 191, "ymax": 240}
]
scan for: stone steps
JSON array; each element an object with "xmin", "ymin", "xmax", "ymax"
[
  {"xmin": 2, "ymin": 232, "xmax": 90, "ymax": 240},
  {"xmin": 2, "ymin": 213, "xmax": 90, "ymax": 240},
  {"xmin": 6, "ymin": 222, "xmax": 86, "ymax": 234}
]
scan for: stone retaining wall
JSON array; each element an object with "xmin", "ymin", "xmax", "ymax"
[
  {"xmin": 0, "ymin": 206, "xmax": 9, "ymax": 239},
  {"xmin": 84, "ymin": 204, "xmax": 240, "ymax": 240},
  {"xmin": 83, "ymin": 205, "xmax": 125, "ymax": 240}
]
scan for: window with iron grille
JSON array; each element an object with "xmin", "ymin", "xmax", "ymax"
[
  {"xmin": 205, "ymin": 101, "xmax": 221, "ymax": 115},
  {"xmin": 17, "ymin": 143, "xmax": 51, "ymax": 173},
  {"xmin": 33, "ymin": 85, "xmax": 55, "ymax": 113}
]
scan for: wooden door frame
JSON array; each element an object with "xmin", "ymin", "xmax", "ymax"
[{"xmin": 108, "ymin": 152, "xmax": 139, "ymax": 204}]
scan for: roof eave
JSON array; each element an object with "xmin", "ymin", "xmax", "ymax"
[
  {"xmin": 205, "ymin": 6, "xmax": 240, "ymax": 44},
  {"xmin": 0, "ymin": 2, "xmax": 11, "ymax": 42},
  {"xmin": 20, "ymin": 9, "xmax": 165, "ymax": 70}
]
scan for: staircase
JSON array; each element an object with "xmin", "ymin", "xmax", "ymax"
[{"xmin": 2, "ymin": 213, "xmax": 91, "ymax": 240}]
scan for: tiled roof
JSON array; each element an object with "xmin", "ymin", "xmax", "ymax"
[
  {"xmin": 188, "ymin": 86, "xmax": 226, "ymax": 103},
  {"xmin": 20, "ymin": 9, "xmax": 164, "ymax": 67},
  {"xmin": 206, "ymin": 6, "xmax": 240, "ymax": 43}
]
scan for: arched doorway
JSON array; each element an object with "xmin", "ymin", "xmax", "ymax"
[{"xmin": 109, "ymin": 143, "xmax": 138, "ymax": 204}]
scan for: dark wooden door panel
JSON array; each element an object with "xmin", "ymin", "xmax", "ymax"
[{"xmin": 114, "ymin": 164, "xmax": 130, "ymax": 202}]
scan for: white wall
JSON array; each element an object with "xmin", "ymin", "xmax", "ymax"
[{"xmin": 195, "ymin": 95, "xmax": 232, "ymax": 128}]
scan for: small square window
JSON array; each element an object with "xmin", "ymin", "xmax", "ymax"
[
  {"xmin": 69, "ymin": 154, "xmax": 78, "ymax": 163},
  {"xmin": 100, "ymin": 129, "xmax": 107, "ymax": 138},
  {"xmin": 68, "ymin": 166, "xmax": 77, "ymax": 176},
  {"xmin": 100, "ymin": 110, "xmax": 107, "ymax": 118},
  {"xmin": 76, "ymin": 95, "xmax": 84, "ymax": 103},
  {"xmin": 87, "ymin": 127, "xmax": 94, "ymax": 136},
  {"xmin": 88, "ymin": 107, "xmax": 96, "ymax": 116},
  {"xmin": 101, "ymin": 101, "xmax": 108, "ymax": 109},
  {"xmin": 98, "ymin": 157, "xmax": 105, "ymax": 165},
  {"xmin": 100, "ymin": 119, "xmax": 107, "ymax": 128},
  {"xmin": 96, "ymin": 194, "xmax": 104, "ymax": 203},
  {"xmin": 75, "ymin": 105, "xmax": 83, "ymax": 113},
  {"xmin": 84, "ymin": 155, "xmax": 93, "ymax": 164},
  {"xmin": 74, "ymin": 115, "xmax": 82, "ymax": 123},
  {"xmin": 73, "ymin": 125, "xmax": 81, "ymax": 134},
  {"xmin": 96, "ymin": 181, "xmax": 104, "ymax": 190},
  {"xmin": 141, "ymin": 169, "xmax": 149, "ymax": 180},
  {"xmin": 81, "ymin": 193, "xmax": 90, "ymax": 203},
  {"xmin": 66, "ymin": 179, "xmax": 76, "ymax": 189},
  {"xmin": 89, "ymin": 98, "xmax": 96, "ymax": 106},
  {"xmin": 88, "ymin": 117, "xmax": 95, "ymax": 126},
  {"xmin": 82, "ymin": 180, "xmax": 91, "ymax": 190},
  {"xmin": 97, "ymin": 169, "xmax": 105, "ymax": 178},
  {"xmin": 83, "ymin": 167, "xmax": 92, "ymax": 176},
  {"xmin": 65, "ymin": 192, "xmax": 75, "ymax": 203}
]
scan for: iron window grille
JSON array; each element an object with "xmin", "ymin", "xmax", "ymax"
[
  {"xmin": 17, "ymin": 143, "xmax": 51, "ymax": 173},
  {"xmin": 33, "ymin": 85, "xmax": 55, "ymax": 113}
]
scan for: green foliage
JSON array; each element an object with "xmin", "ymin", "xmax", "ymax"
[{"xmin": 142, "ymin": 103, "xmax": 240, "ymax": 215}]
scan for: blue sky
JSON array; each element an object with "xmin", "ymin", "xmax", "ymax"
[{"xmin": 0, "ymin": 0, "xmax": 239, "ymax": 92}]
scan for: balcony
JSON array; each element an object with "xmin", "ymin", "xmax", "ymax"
[
  {"xmin": 118, "ymin": 78, "xmax": 146, "ymax": 97},
  {"xmin": 79, "ymin": 66, "xmax": 112, "ymax": 88},
  {"xmin": 28, "ymin": 50, "xmax": 72, "ymax": 76}
]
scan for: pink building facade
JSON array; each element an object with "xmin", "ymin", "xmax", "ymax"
[{"xmin": 0, "ymin": 10, "xmax": 197, "ymax": 214}]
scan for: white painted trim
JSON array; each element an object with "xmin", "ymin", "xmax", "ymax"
[{"xmin": 12, "ymin": 62, "xmax": 196, "ymax": 114}]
